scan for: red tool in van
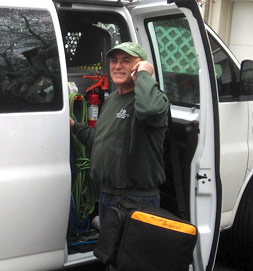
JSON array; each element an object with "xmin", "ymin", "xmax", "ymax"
[{"xmin": 82, "ymin": 74, "xmax": 109, "ymax": 127}]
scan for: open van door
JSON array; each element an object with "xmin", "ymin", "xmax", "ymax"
[
  {"xmin": 0, "ymin": 0, "xmax": 70, "ymax": 270},
  {"xmin": 126, "ymin": 0, "xmax": 222, "ymax": 270}
]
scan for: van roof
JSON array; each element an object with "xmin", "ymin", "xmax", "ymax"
[{"xmin": 54, "ymin": 0, "xmax": 138, "ymax": 4}]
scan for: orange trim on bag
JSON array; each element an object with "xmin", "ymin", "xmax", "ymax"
[{"xmin": 131, "ymin": 211, "xmax": 197, "ymax": 235}]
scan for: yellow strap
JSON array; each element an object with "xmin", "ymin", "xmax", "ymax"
[{"xmin": 131, "ymin": 211, "xmax": 197, "ymax": 236}]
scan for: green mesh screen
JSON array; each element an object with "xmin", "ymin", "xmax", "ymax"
[
  {"xmin": 155, "ymin": 26, "xmax": 199, "ymax": 75},
  {"xmin": 149, "ymin": 17, "xmax": 200, "ymax": 105}
]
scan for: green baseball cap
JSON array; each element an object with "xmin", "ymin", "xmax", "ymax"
[{"xmin": 106, "ymin": 42, "xmax": 147, "ymax": 60}]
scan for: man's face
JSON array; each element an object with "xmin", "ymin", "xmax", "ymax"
[{"xmin": 109, "ymin": 51, "xmax": 141, "ymax": 86}]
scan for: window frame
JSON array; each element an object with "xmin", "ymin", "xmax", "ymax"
[{"xmin": 144, "ymin": 14, "xmax": 200, "ymax": 108}]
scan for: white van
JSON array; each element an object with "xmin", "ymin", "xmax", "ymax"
[{"xmin": 0, "ymin": 0, "xmax": 253, "ymax": 270}]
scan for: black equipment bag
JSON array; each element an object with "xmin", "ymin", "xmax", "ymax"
[
  {"xmin": 94, "ymin": 203, "xmax": 197, "ymax": 271},
  {"xmin": 116, "ymin": 206, "xmax": 197, "ymax": 271},
  {"xmin": 93, "ymin": 205, "xmax": 127, "ymax": 265}
]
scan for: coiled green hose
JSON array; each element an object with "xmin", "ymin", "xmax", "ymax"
[{"xmin": 69, "ymin": 92, "xmax": 96, "ymax": 230}]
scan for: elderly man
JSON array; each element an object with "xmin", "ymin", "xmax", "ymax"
[{"xmin": 70, "ymin": 42, "xmax": 169, "ymax": 226}]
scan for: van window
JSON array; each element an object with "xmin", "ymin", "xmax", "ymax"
[
  {"xmin": 208, "ymin": 33, "xmax": 240, "ymax": 102},
  {"xmin": 0, "ymin": 8, "xmax": 63, "ymax": 113},
  {"xmin": 146, "ymin": 15, "xmax": 200, "ymax": 106}
]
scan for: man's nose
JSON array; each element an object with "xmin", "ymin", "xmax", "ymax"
[{"xmin": 115, "ymin": 61, "xmax": 123, "ymax": 68}]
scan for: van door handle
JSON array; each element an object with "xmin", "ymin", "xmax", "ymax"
[{"xmin": 196, "ymin": 173, "xmax": 208, "ymax": 180}]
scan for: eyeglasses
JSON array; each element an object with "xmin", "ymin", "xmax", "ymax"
[{"xmin": 109, "ymin": 57, "xmax": 134, "ymax": 65}]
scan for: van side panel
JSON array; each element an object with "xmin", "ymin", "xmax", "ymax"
[
  {"xmin": 0, "ymin": 250, "xmax": 64, "ymax": 271},
  {"xmin": 0, "ymin": 1, "xmax": 71, "ymax": 270}
]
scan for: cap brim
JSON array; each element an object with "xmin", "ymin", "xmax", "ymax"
[{"xmin": 106, "ymin": 48, "xmax": 140, "ymax": 58}]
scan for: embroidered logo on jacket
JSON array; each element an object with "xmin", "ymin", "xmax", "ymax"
[{"xmin": 116, "ymin": 109, "xmax": 129, "ymax": 119}]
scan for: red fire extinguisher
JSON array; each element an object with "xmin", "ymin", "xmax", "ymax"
[{"xmin": 82, "ymin": 75, "xmax": 109, "ymax": 128}]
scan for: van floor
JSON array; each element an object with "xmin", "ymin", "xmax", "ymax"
[
  {"xmin": 60, "ymin": 261, "xmax": 106, "ymax": 271},
  {"xmin": 67, "ymin": 228, "xmax": 99, "ymax": 254}
]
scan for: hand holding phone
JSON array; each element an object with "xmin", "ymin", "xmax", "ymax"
[{"xmin": 132, "ymin": 60, "xmax": 154, "ymax": 79}]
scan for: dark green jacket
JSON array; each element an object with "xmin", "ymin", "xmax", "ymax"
[{"xmin": 72, "ymin": 70, "xmax": 169, "ymax": 196}]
